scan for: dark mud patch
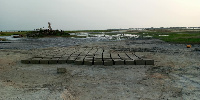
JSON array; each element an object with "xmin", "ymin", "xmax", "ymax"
[{"xmin": 0, "ymin": 37, "xmax": 109, "ymax": 50}]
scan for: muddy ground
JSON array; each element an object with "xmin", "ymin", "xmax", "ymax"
[{"xmin": 0, "ymin": 38, "xmax": 200, "ymax": 100}]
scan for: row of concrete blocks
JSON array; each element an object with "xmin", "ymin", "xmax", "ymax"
[
  {"xmin": 83, "ymin": 59, "xmax": 154, "ymax": 66},
  {"xmin": 21, "ymin": 57, "xmax": 154, "ymax": 66}
]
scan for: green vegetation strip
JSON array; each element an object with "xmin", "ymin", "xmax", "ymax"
[
  {"xmin": 1, "ymin": 30, "xmax": 199, "ymax": 44},
  {"xmin": 134, "ymin": 31, "xmax": 200, "ymax": 44},
  {"xmin": 152, "ymin": 32, "xmax": 200, "ymax": 44},
  {"xmin": 0, "ymin": 32, "xmax": 28, "ymax": 36}
]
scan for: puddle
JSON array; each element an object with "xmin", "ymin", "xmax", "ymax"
[
  {"xmin": 159, "ymin": 35, "xmax": 169, "ymax": 36},
  {"xmin": 143, "ymin": 35, "xmax": 153, "ymax": 38}
]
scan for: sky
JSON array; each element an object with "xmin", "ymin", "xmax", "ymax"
[{"xmin": 0, "ymin": 0, "xmax": 200, "ymax": 30}]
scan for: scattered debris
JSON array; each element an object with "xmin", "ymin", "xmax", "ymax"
[
  {"xmin": 0, "ymin": 38, "xmax": 6, "ymax": 41},
  {"xmin": 12, "ymin": 34, "xmax": 23, "ymax": 38},
  {"xmin": 187, "ymin": 45, "xmax": 191, "ymax": 48}
]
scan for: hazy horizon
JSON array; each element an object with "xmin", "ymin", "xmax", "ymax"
[{"xmin": 0, "ymin": 0, "xmax": 200, "ymax": 30}]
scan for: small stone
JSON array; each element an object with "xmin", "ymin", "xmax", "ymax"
[{"xmin": 57, "ymin": 68, "xmax": 66, "ymax": 73}]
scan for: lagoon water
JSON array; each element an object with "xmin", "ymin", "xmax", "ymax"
[
  {"xmin": 0, "ymin": 32, "xmax": 140, "ymax": 50},
  {"xmin": 70, "ymin": 32, "xmax": 139, "ymax": 40}
]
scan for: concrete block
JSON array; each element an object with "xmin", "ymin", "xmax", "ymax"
[
  {"xmin": 125, "ymin": 60, "xmax": 135, "ymax": 65},
  {"xmin": 94, "ymin": 55, "xmax": 102, "ymax": 57},
  {"xmin": 49, "ymin": 54, "xmax": 55, "ymax": 56},
  {"xmin": 89, "ymin": 52, "xmax": 96, "ymax": 55},
  {"xmin": 113, "ymin": 59, "xmax": 124, "ymax": 65},
  {"xmin": 76, "ymin": 56, "xmax": 85, "ymax": 60},
  {"xmin": 67, "ymin": 59, "xmax": 75, "ymax": 64},
  {"xmin": 56, "ymin": 54, "xmax": 64, "ymax": 56},
  {"xmin": 94, "ymin": 58, "xmax": 102, "ymax": 61},
  {"xmin": 85, "ymin": 55, "xmax": 94, "ymax": 57},
  {"xmin": 49, "ymin": 58, "xmax": 59, "ymax": 64},
  {"xmin": 79, "ymin": 54, "xmax": 87, "ymax": 56},
  {"xmin": 57, "ymin": 68, "xmax": 66, "ymax": 74},
  {"xmin": 134, "ymin": 53, "xmax": 145, "ymax": 59},
  {"xmin": 120, "ymin": 57, "xmax": 131, "ymax": 60},
  {"xmin": 40, "ymin": 58, "xmax": 50, "ymax": 64},
  {"xmin": 67, "ymin": 57, "xmax": 77, "ymax": 64},
  {"xmin": 58, "ymin": 58, "xmax": 67, "ymax": 64},
  {"xmin": 84, "ymin": 56, "xmax": 93, "ymax": 61},
  {"xmin": 87, "ymin": 53, "xmax": 95, "ymax": 56},
  {"xmin": 62, "ymin": 54, "xmax": 71, "ymax": 57},
  {"xmin": 53, "ymin": 55, "xmax": 62, "ymax": 58},
  {"xmin": 70, "ymin": 54, "xmax": 79, "ymax": 57},
  {"xmin": 145, "ymin": 59, "xmax": 154, "ymax": 65},
  {"xmin": 74, "ymin": 60, "xmax": 83, "ymax": 65},
  {"xmin": 104, "ymin": 60, "xmax": 113, "ymax": 66},
  {"xmin": 111, "ymin": 56, "xmax": 120, "ymax": 59},
  {"xmin": 118, "ymin": 53, "xmax": 130, "ymax": 60},
  {"xmin": 44, "ymin": 55, "xmax": 53, "ymax": 59},
  {"xmin": 84, "ymin": 60, "xmax": 93, "ymax": 65},
  {"xmin": 126, "ymin": 53, "xmax": 138, "ymax": 60},
  {"xmin": 103, "ymin": 54, "xmax": 110, "ymax": 58},
  {"xmin": 111, "ymin": 53, "xmax": 120, "ymax": 59},
  {"xmin": 58, "ymin": 60, "xmax": 67, "ymax": 64},
  {"xmin": 93, "ymin": 60, "xmax": 103, "ymax": 65},
  {"xmin": 94, "ymin": 53, "xmax": 101, "ymax": 56},
  {"xmin": 103, "ymin": 58, "xmax": 112, "ymax": 61},
  {"xmin": 21, "ymin": 59, "xmax": 31, "ymax": 64},
  {"xmin": 30, "ymin": 58, "xmax": 42, "ymax": 64},
  {"xmin": 135, "ymin": 59, "xmax": 145, "ymax": 65},
  {"xmin": 63, "ymin": 51, "xmax": 72, "ymax": 56},
  {"xmin": 72, "ymin": 52, "xmax": 80, "ymax": 55}
]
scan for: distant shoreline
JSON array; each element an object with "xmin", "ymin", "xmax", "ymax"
[{"xmin": 0, "ymin": 30, "xmax": 33, "ymax": 32}]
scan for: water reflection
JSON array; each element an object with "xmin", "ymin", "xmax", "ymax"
[{"xmin": 159, "ymin": 35, "xmax": 169, "ymax": 36}]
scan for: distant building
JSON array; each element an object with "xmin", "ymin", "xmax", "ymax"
[{"xmin": 188, "ymin": 27, "xmax": 200, "ymax": 29}]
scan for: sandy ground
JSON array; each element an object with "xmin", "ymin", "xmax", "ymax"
[{"xmin": 0, "ymin": 39, "xmax": 200, "ymax": 100}]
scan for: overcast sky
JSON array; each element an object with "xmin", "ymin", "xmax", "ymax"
[{"xmin": 0, "ymin": 0, "xmax": 200, "ymax": 30}]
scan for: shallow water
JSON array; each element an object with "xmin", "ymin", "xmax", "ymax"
[
  {"xmin": 0, "ymin": 35, "xmax": 22, "ymax": 40},
  {"xmin": 159, "ymin": 35, "xmax": 169, "ymax": 36},
  {"xmin": 0, "ymin": 32, "xmax": 140, "ymax": 50},
  {"xmin": 71, "ymin": 32, "xmax": 139, "ymax": 40}
]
